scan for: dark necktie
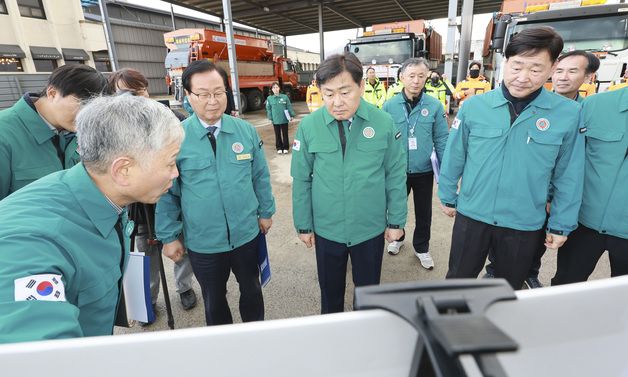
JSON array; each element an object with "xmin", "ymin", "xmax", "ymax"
[
  {"xmin": 113, "ymin": 214, "xmax": 128, "ymax": 327},
  {"xmin": 207, "ymin": 126, "xmax": 217, "ymax": 155},
  {"xmin": 336, "ymin": 120, "xmax": 346, "ymax": 157},
  {"xmin": 51, "ymin": 134, "xmax": 65, "ymax": 168}
]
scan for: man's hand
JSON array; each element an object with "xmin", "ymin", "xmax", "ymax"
[
  {"xmin": 464, "ymin": 88, "xmax": 475, "ymax": 96},
  {"xmin": 385, "ymin": 228, "xmax": 404, "ymax": 243},
  {"xmin": 162, "ymin": 239, "xmax": 185, "ymax": 262},
  {"xmin": 546, "ymin": 202, "xmax": 551, "ymax": 214},
  {"xmin": 440, "ymin": 203, "xmax": 457, "ymax": 217},
  {"xmin": 258, "ymin": 218, "xmax": 272, "ymax": 234},
  {"xmin": 545, "ymin": 233, "xmax": 567, "ymax": 249},
  {"xmin": 298, "ymin": 233, "xmax": 315, "ymax": 248}
]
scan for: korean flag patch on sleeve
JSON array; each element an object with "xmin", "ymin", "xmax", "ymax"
[
  {"xmin": 292, "ymin": 139, "xmax": 301, "ymax": 151},
  {"xmin": 15, "ymin": 274, "xmax": 66, "ymax": 302},
  {"xmin": 451, "ymin": 117, "xmax": 461, "ymax": 130}
]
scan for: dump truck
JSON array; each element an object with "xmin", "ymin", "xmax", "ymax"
[
  {"xmin": 345, "ymin": 20, "xmax": 443, "ymax": 86},
  {"xmin": 164, "ymin": 28, "xmax": 305, "ymax": 112},
  {"xmin": 483, "ymin": 0, "xmax": 628, "ymax": 92}
]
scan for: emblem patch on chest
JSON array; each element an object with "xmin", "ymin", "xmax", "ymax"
[
  {"xmin": 421, "ymin": 108, "xmax": 429, "ymax": 117},
  {"xmin": 536, "ymin": 118, "xmax": 550, "ymax": 131},
  {"xmin": 232, "ymin": 142, "xmax": 244, "ymax": 153},
  {"xmin": 363, "ymin": 127, "xmax": 375, "ymax": 139}
]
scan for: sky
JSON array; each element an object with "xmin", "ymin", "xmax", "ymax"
[{"xmin": 121, "ymin": 0, "xmax": 492, "ymax": 55}]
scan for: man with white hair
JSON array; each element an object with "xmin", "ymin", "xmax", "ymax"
[{"xmin": 0, "ymin": 95, "xmax": 184, "ymax": 343}]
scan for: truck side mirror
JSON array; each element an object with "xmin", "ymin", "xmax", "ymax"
[
  {"xmin": 491, "ymin": 15, "xmax": 511, "ymax": 52},
  {"xmin": 416, "ymin": 40, "xmax": 426, "ymax": 58}
]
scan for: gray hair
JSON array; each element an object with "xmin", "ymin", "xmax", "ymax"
[
  {"xmin": 399, "ymin": 58, "xmax": 431, "ymax": 75},
  {"xmin": 76, "ymin": 95, "xmax": 185, "ymax": 174}
]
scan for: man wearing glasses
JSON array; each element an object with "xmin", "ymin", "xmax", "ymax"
[{"xmin": 156, "ymin": 60, "xmax": 275, "ymax": 326}]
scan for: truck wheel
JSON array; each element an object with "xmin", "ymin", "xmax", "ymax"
[
  {"xmin": 246, "ymin": 89, "xmax": 264, "ymax": 111},
  {"xmin": 239, "ymin": 92, "xmax": 248, "ymax": 113}
]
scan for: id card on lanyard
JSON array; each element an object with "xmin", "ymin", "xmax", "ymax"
[{"xmin": 404, "ymin": 104, "xmax": 421, "ymax": 151}]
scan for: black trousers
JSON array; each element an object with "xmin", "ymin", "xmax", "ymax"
[
  {"xmin": 187, "ymin": 236, "xmax": 263, "ymax": 326},
  {"xmin": 273, "ymin": 123, "xmax": 289, "ymax": 150},
  {"xmin": 486, "ymin": 213, "xmax": 548, "ymax": 278},
  {"xmin": 398, "ymin": 172, "xmax": 433, "ymax": 254},
  {"xmin": 315, "ymin": 233, "xmax": 385, "ymax": 314},
  {"xmin": 446, "ymin": 213, "xmax": 544, "ymax": 289},
  {"xmin": 552, "ymin": 224, "xmax": 628, "ymax": 285}
]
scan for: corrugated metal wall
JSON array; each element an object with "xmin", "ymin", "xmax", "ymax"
[
  {"xmin": 85, "ymin": 3, "xmax": 272, "ymax": 95},
  {"xmin": 0, "ymin": 4, "xmax": 275, "ymax": 109},
  {"xmin": 0, "ymin": 75, "xmax": 49, "ymax": 110}
]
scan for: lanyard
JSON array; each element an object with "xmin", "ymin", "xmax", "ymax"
[{"xmin": 403, "ymin": 102, "xmax": 423, "ymax": 137}]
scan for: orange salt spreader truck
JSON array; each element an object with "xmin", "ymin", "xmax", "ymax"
[{"xmin": 164, "ymin": 28, "xmax": 306, "ymax": 112}]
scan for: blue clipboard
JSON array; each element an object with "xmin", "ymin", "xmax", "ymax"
[{"xmin": 257, "ymin": 233, "xmax": 271, "ymax": 288}]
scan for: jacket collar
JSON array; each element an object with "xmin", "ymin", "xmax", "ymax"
[
  {"xmin": 13, "ymin": 95, "xmax": 55, "ymax": 145},
  {"xmin": 490, "ymin": 85, "xmax": 553, "ymax": 110},
  {"xmin": 64, "ymin": 163, "xmax": 122, "ymax": 239},
  {"xmin": 188, "ymin": 113, "xmax": 235, "ymax": 139},
  {"xmin": 365, "ymin": 77, "xmax": 380, "ymax": 87}
]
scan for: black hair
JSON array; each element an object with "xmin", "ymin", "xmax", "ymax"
[
  {"xmin": 557, "ymin": 50, "xmax": 600, "ymax": 74},
  {"xmin": 468, "ymin": 61, "xmax": 482, "ymax": 70},
  {"xmin": 182, "ymin": 60, "xmax": 221, "ymax": 92},
  {"xmin": 270, "ymin": 81, "xmax": 281, "ymax": 93},
  {"xmin": 316, "ymin": 53, "xmax": 363, "ymax": 86},
  {"xmin": 366, "ymin": 66, "xmax": 375, "ymax": 73},
  {"xmin": 108, "ymin": 68, "xmax": 148, "ymax": 94},
  {"xmin": 505, "ymin": 26, "xmax": 564, "ymax": 62},
  {"xmin": 42, "ymin": 64, "xmax": 109, "ymax": 99}
]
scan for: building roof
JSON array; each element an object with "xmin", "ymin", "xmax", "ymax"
[{"xmin": 164, "ymin": 0, "xmax": 503, "ymax": 36}]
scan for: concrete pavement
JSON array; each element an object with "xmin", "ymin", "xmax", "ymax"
[{"xmin": 115, "ymin": 100, "xmax": 611, "ymax": 335}]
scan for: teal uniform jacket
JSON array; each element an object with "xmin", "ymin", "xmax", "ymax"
[
  {"xmin": 575, "ymin": 93, "xmax": 585, "ymax": 104},
  {"xmin": 383, "ymin": 93, "xmax": 449, "ymax": 174},
  {"xmin": 291, "ymin": 99, "xmax": 407, "ymax": 245},
  {"xmin": 547, "ymin": 93, "xmax": 584, "ymax": 201},
  {"xmin": 265, "ymin": 94, "xmax": 295, "ymax": 125},
  {"xmin": 0, "ymin": 95, "xmax": 80, "ymax": 200},
  {"xmin": 438, "ymin": 88, "xmax": 585, "ymax": 235},
  {"xmin": 156, "ymin": 114, "xmax": 275, "ymax": 253},
  {"xmin": 578, "ymin": 88, "xmax": 628, "ymax": 239},
  {"xmin": 0, "ymin": 163, "xmax": 131, "ymax": 343}
]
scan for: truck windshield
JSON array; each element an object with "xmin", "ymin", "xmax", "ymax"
[
  {"xmin": 348, "ymin": 39, "xmax": 412, "ymax": 65},
  {"xmin": 513, "ymin": 13, "xmax": 628, "ymax": 52}
]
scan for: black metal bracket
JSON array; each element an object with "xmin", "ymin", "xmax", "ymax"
[{"xmin": 354, "ymin": 279, "xmax": 518, "ymax": 377}]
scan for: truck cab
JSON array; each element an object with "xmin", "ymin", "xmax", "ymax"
[
  {"xmin": 486, "ymin": 2, "xmax": 628, "ymax": 92},
  {"xmin": 346, "ymin": 21, "xmax": 442, "ymax": 86}
]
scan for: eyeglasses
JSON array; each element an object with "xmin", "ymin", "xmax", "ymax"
[{"xmin": 190, "ymin": 90, "xmax": 227, "ymax": 101}]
